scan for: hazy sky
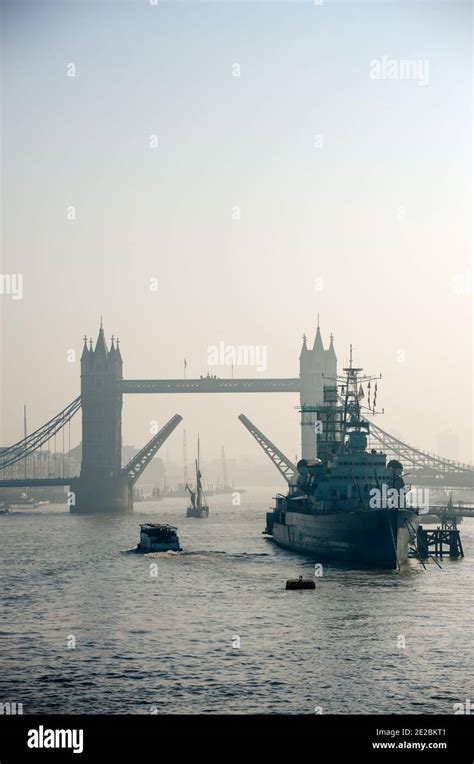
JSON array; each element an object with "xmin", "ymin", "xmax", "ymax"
[{"xmin": 0, "ymin": 0, "xmax": 472, "ymax": 468}]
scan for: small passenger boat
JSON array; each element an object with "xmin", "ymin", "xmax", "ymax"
[{"xmin": 136, "ymin": 523, "xmax": 181, "ymax": 552}]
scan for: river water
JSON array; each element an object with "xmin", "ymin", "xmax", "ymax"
[{"xmin": 1, "ymin": 488, "xmax": 472, "ymax": 714}]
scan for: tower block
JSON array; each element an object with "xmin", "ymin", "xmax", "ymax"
[
  {"xmin": 299, "ymin": 324, "xmax": 337, "ymax": 460},
  {"xmin": 70, "ymin": 323, "xmax": 131, "ymax": 513}
]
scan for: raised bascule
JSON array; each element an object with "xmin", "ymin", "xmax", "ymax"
[{"xmin": 0, "ymin": 320, "xmax": 472, "ymax": 513}]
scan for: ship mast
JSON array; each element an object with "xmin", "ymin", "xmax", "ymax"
[
  {"xmin": 321, "ymin": 345, "xmax": 383, "ymax": 453},
  {"xmin": 183, "ymin": 429, "xmax": 188, "ymax": 485},
  {"xmin": 298, "ymin": 346, "xmax": 383, "ymax": 461},
  {"xmin": 342, "ymin": 347, "xmax": 383, "ymax": 450},
  {"xmin": 196, "ymin": 434, "xmax": 205, "ymax": 509},
  {"xmin": 341, "ymin": 344, "xmax": 364, "ymax": 435}
]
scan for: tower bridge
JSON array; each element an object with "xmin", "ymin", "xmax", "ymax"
[{"xmin": 0, "ymin": 321, "xmax": 472, "ymax": 513}]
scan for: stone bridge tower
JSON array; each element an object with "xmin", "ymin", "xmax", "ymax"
[
  {"xmin": 299, "ymin": 323, "xmax": 337, "ymax": 460},
  {"xmin": 71, "ymin": 322, "xmax": 130, "ymax": 513}
]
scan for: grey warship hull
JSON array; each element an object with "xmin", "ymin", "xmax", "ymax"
[{"xmin": 270, "ymin": 507, "xmax": 418, "ymax": 569}]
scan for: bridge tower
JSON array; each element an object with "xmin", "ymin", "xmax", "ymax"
[
  {"xmin": 299, "ymin": 323, "xmax": 337, "ymax": 460},
  {"xmin": 71, "ymin": 322, "xmax": 131, "ymax": 513}
]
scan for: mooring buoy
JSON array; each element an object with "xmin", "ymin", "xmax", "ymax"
[{"xmin": 286, "ymin": 575, "xmax": 315, "ymax": 590}]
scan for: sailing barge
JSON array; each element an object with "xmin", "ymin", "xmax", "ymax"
[{"xmin": 185, "ymin": 436, "xmax": 209, "ymax": 518}]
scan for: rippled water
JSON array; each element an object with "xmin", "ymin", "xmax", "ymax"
[{"xmin": 1, "ymin": 488, "xmax": 473, "ymax": 714}]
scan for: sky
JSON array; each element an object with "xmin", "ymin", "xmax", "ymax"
[{"xmin": 0, "ymin": 0, "xmax": 472, "ymax": 469}]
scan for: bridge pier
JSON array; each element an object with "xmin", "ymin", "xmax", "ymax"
[{"xmin": 69, "ymin": 476, "xmax": 132, "ymax": 514}]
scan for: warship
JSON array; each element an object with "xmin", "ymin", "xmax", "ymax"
[{"xmin": 265, "ymin": 348, "xmax": 419, "ymax": 569}]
